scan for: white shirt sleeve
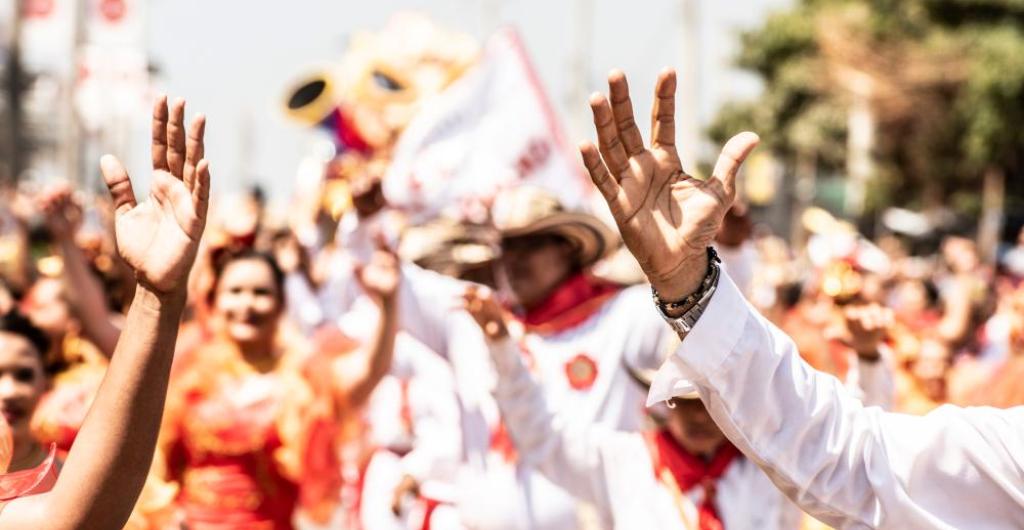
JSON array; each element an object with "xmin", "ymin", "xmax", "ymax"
[
  {"xmin": 844, "ymin": 350, "xmax": 895, "ymax": 411},
  {"xmin": 332, "ymin": 210, "xmax": 473, "ymax": 358},
  {"xmin": 399, "ymin": 345, "xmax": 463, "ymax": 486},
  {"xmin": 648, "ymin": 272, "xmax": 1024, "ymax": 530},
  {"xmin": 487, "ymin": 336, "xmax": 616, "ymax": 510}
]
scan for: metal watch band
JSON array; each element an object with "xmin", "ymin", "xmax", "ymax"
[
  {"xmin": 651, "ymin": 246, "xmax": 721, "ymax": 314},
  {"xmin": 653, "ymin": 250, "xmax": 722, "ymax": 338}
]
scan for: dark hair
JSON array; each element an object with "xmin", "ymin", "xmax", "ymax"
[
  {"xmin": 207, "ymin": 249, "xmax": 285, "ymax": 305},
  {"xmin": 0, "ymin": 310, "xmax": 50, "ymax": 358}
]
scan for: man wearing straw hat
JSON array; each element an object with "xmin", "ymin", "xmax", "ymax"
[{"xmin": 337, "ymin": 183, "xmax": 679, "ymax": 528}]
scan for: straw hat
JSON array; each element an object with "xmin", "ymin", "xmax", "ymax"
[
  {"xmin": 492, "ymin": 187, "xmax": 619, "ymax": 268},
  {"xmin": 399, "ymin": 217, "xmax": 500, "ymax": 273}
]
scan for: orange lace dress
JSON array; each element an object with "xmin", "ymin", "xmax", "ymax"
[{"xmin": 160, "ymin": 333, "xmax": 354, "ymax": 530}]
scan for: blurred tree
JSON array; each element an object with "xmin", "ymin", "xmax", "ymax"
[{"xmin": 712, "ymin": 0, "xmax": 1024, "ymax": 253}]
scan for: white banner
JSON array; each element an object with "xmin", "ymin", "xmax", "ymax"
[
  {"xmin": 383, "ymin": 28, "xmax": 594, "ymax": 223},
  {"xmin": 19, "ymin": 0, "xmax": 76, "ymax": 74},
  {"xmin": 74, "ymin": 45, "xmax": 149, "ymax": 132},
  {"xmin": 85, "ymin": 0, "xmax": 144, "ymax": 47},
  {"xmin": 75, "ymin": 0, "xmax": 149, "ymax": 132}
]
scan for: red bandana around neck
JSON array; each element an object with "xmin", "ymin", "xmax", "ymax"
[
  {"xmin": 520, "ymin": 273, "xmax": 620, "ymax": 335},
  {"xmin": 648, "ymin": 429, "xmax": 740, "ymax": 530}
]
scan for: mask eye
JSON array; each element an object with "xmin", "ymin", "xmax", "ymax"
[{"xmin": 372, "ymin": 70, "xmax": 403, "ymax": 92}]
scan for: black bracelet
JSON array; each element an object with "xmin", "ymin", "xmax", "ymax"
[{"xmin": 651, "ymin": 247, "xmax": 721, "ymax": 313}]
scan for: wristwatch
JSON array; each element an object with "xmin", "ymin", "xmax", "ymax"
[{"xmin": 651, "ymin": 247, "xmax": 722, "ymax": 338}]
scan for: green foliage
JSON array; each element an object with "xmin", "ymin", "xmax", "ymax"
[
  {"xmin": 712, "ymin": 0, "xmax": 1024, "ymax": 219},
  {"xmin": 957, "ymin": 24, "xmax": 1024, "ymax": 168}
]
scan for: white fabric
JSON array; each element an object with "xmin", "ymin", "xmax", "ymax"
[
  {"xmin": 382, "ymin": 28, "xmax": 594, "ymax": 224},
  {"xmin": 844, "ymin": 351, "xmax": 895, "ymax": 411},
  {"xmin": 283, "ymin": 272, "xmax": 325, "ymax": 333},
  {"xmin": 488, "ymin": 336, "xmax": 801, "ymax": 530},
  {"xmin": 649, "ymin": 272, "xmax": 1024, "ymax": 530},
  {"xmin": 387, "ymin": 268, "xmax": 673, "ymax": 529},
  {"xmin": 323, "ymin": 213, "xmax": 673, "ymax": 528}
]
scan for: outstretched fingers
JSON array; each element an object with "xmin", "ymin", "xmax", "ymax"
[
  {"xmin": 166, "ymin": 98, "xmax": 187, "ymax": 180},
  {"xmin": 151, "ymin": 95, "xmax": 169, "ymax": 171},
  {"xmin": 192, "ymin": 159, "xmax": 211, "ymax": 224},
  {"xmin": 580, "ymin": 141, "xmax": 625, "ymax": 217},
  {"xmin": 183, "ymin": 113, "xmax": 206, "ymax": 192},
  {"xmin": 711, "ymin": 132, "xmax": 760, "ymax": 199},
  {"xmin": 100, "ymin": 155, "xmax": 137, "ymax": 215},
  {"xmin": 650, "ymin": 68, "xmax": 678, "ymax": 151},
  {"xmin": 589, "ymin": 93, "xmax": 630, "ymax": 177},
  {"xmin": 607, "ymin": 70, "xmax": 645, "ymax": 157}
]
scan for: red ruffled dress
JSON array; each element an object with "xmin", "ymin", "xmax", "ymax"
[{"xmin": 161, "ymin": 333, "xmax": 355, "ymax": 529}]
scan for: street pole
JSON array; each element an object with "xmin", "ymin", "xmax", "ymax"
[{"xmin": 4, "ymin": 0, "xmax": 25, "ymax": 185}]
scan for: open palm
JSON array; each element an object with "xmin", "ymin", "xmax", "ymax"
[
  {"xmin": 101, "ymin": 96, "xmax": 211, "ymax": 295},
  {"xmin": 580, "ymin": 69, "xmax": 759, "ymax": 299}
]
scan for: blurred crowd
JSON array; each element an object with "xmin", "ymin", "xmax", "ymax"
[{"xmin": 0, "ymin": 161, "xmax": 1019, "ymax": 530}]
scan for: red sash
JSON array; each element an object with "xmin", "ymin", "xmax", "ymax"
[
  {"xmin": 647, "ymin": 429, "xmax": 740, "ymax": 530},
  {"xmin": 520, "ymin": 273, "xmax": 620, "ymax": 335}
]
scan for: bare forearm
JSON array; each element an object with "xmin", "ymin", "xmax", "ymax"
[
  {"xmin": 57, "ymin": 238, "xmax": 121, "ymax": 356},
  {"xmin": 347, "ymin": 299, "xmax": 398, "ymax": 409},
  {"xmin": 45, "ymin": 285, "xmax": 182, "ymax": 529}
]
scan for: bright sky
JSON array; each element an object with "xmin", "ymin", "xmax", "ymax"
[{"xmin": 141, "ymin": 0, "xmax": 791, "ymax": 201}]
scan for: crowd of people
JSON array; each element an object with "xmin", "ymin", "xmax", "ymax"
[{"xmin": 0, "ymin": 69, "xmax": 1021, "ymax": 530}]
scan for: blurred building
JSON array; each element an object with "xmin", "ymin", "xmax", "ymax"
[{"xmin": 2, "ymin": 0, "xmax": 151, "ymax": 190}]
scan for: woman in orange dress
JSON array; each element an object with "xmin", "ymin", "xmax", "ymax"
[
  {"xmin": 160, "ymin": 245, "xmax": 399, "ymax": 529},
  {"xmin": 0, "ymin": 93, "xmax": 212, "ymax": 529}
]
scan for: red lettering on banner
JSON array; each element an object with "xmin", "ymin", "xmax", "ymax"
[
  {"xmin": 99, "ymin": 0, "xmax": 125, "ymax": 23},
  {"xmin": 515, "ymin": 138, "xmax": 552, "ymax": 180},
  {"xmin": 22, "ymin": 0, "xmax": 54, "ymax": 18}
]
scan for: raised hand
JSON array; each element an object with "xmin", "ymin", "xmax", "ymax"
[
  {"xmin": 580, "ymin": 69, "xmax": 759, "ymax": 300},
  {"xmin": 355, "ymin": 236, "xmax": 400, "ymax": 307},
  {"xmin": 841, "ymin": 303, "xmax": 894, "ymax": 360},
  {"xmin": 462, "ymin": 285, "xmax": 509, "ymax": 341},
  {"xmin": 100, "ymin": 96, "xmax": 210, "ymax": 297},
  {"xmin": 37, "ymin": 184, "xmax": 82, "ymax": 241}
]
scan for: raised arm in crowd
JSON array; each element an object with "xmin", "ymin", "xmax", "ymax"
[{"xmin": 581, "ymin": 66, "xmax": 1024, "ymax": 530}]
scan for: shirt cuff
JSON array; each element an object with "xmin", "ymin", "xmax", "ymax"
[{"xmin": 647, "ymin": 271, "xmax": 750, "ymax": 406}]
